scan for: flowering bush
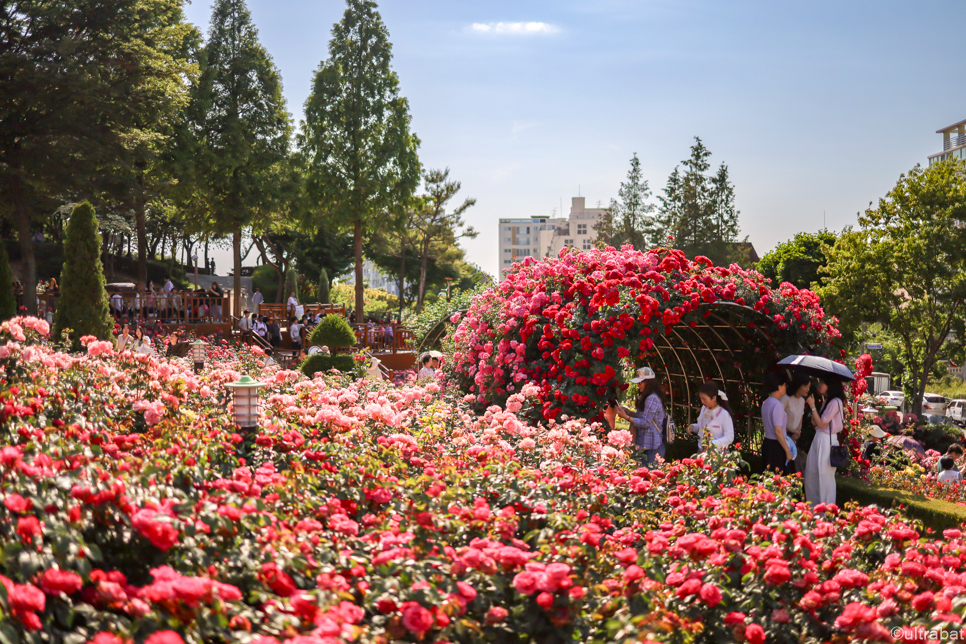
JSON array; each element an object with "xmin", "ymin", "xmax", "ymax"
[
  {"xmin": 2, "ymin": 317, "xmax": 966, "ymax": 643},
  {"xmin": 449, "ymin": 246, "xmax": 842, "ymax": 424}
]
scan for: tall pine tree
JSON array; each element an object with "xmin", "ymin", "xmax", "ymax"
[
  {"xmin": 300, "ymin": 0, "xmax": 421, "ymax": 323},
  {"xmin": 657, "ymin": 138, "xmax": 745, "ymax": 265},
  {"xmin": 191, "ymin": 0, "xmax": 292, "ymax": 316},
  {"xmin": 317, "ymin": 268, "xmax": 330, "ymax": 304},
  {"xmin": 596, "ymin": 153, "xmax": 658, "ymax": 251},
  {"xmin": 52, "ymin": 203, "xmax": 114, "ymax": 347}
]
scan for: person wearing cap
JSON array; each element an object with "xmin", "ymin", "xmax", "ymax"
[
  {"xmin": 861, "ymin": 425, "xmax": 887, "ymax": 462},
  {"xmin": 614, "ymin": 367, "xmax": 668, "ymax": 466},
  {"xmin": 688, "ymin": 381, "xmax": 735, "ymax": 452}
]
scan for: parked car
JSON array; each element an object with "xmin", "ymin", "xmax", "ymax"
[
  {"xmin": 948, "ymin": 399, "xmax": 966, "ymax": 425},
  {"xmin": 880, "ymin": 390, "xmax": 905, "ymax": 410},
  {"xmin": 923, "ymin": 393, "xmax": 949, "ymax": 415}
]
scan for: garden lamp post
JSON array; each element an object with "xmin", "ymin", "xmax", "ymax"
[
  {"xmin": 445, "ymin": 277, "xmax": 453, "ymax": 302},
  {"xmin": 190, "ymin": 339, "xmax": 206, "ymax": 374},
  {"xmin": 192, "ymin": 254, "xmax": 199, "ymax": 289},
  {"xmin": 226, "ymin": 375, "xmax": 264, "ymax": 448}
]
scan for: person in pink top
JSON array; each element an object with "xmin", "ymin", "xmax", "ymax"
[{"xmin": 804, "ymin": 378, "xmax": 846, "ymax": 507}]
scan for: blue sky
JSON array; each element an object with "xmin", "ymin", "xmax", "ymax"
[{"xmin": 185, "ymin": 0, "xmax": 966, "ymax": 279}]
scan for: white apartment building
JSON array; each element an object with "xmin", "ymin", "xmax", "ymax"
[
  {"xmin": 339, "ymin": 259, "xmax": 399, "ymax": 296},
  {"xmin": 498, "ymin": 197, "xmax": 608, "ymax": 280}
]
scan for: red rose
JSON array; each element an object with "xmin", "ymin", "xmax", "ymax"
[
  {"xmin": 724, "ymin": 612, "xmax": 746, "ymax": 626},
  {"xmin": 911, "ymin": 592, "xmax": 934, "ymax": 612},
  {"xmin": 486, "ymin": 606, "xmax": 508, "ymax": 624},
  {"xmin": 17, "ymin": 516, "xmax": 42, "ymax": 542},
  {"xmin": 38, "ymin": 568, "xmax": 83, "ymax": 595},
  {"xmin": 764, "ymin": 564, "xmax": 790, "ymax": 585},
  {"xmin": 4, "ymin": 494, "xmax": 32, "ymax": 514},
  {"xmin": 402, "ymin": 604, "xmax": 435, "ymax": 637},
  {"xmin": 699, "ymin": 583, "xmax": 722, "ymax": 607},
  {"xmin": 745, "ymin": 623, "xmax": 765, "ymax": 644},
  {"xmin": 144, "ymin": 632, "xmax": 185, "ymax": 644}
]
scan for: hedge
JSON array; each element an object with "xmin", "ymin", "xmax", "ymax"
[
  {"xmin": 838, "ymin": 476, "xmax": 966, "ymax": 532},
  {"xmin": 308, "ymin": 314, "xmax": 356, "ymax": 349},
  {"xmin": 299, "ymin": 353, "xmax": 357, "ymax": 378}
]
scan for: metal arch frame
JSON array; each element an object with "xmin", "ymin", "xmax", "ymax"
[{"xmin": 416, "ymin": 309, "xmax": 469, "ymax": 356}]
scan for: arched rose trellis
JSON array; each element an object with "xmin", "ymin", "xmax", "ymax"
[{"xmin": 448, "ymin": 246, "xmax": 843, "ymax": 450}]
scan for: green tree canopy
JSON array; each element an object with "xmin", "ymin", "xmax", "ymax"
[
  {"xmin": 595, "ymin": 153, "xmax": 658, "ymax": 251},
  {"xmin": 299, "ymin": 0, "xmax": 421, "ymax": 323},
  {"xmin": 0, "ymin": 0, "xmax": 199, "ymax": 313},
  {"xmin": 52, "ymin": 203, "xmax": 114, "ymax": 347},
  {"xmin": 658, "ymin": 137, "xmax": 746, "ymax": 265},
  {"xmin": 819, "ymin": 159, "xmax": 966, "ymax": 414},
  {"xmin": 756, "ymin": 230, "xmax": 838, "ymax": 290},
  {"xmin": 191, "ymin": 0, "xmax": 292, "ymax": 314}
]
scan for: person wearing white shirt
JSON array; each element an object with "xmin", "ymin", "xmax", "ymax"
[
  {"xmin": 417, "ymin": 354, "xmax": 435, "ymax": 381},
  {"xmin": 938, "ymin": 457, "xmax": 963, "ymax": 485},
  {"xmin": 287, "ymin": 292, "xmax": 298, "ymax": 319},
  {"xmin": 238, "ymin": 310, "xmax": 253, "ymax": 339},
  {"xmin": 688, "ymin": 382, "xmax": 734, "ymax": 451},
  {"xmin": 163, "ymin": 277, "xmax": 174, "ymax": 293},
  {"xmin": 251, "ymin": 288, "xmax": 264, "ymax": 315},
  {"xmin": 110, "ymin": 292, "xmax": 123, "ymax": 314},
  {"xmin": 781, "ymin": 374, "xmax": 811, "ymax": 472},
  {"xmin": 289, "ymin": 318, "xmax": 303, "ymax": 349}
]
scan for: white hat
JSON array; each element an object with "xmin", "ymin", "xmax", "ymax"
[
  {"xmin": 630, "ymin": 367, "xmax": 656, "ymax": 383},
  {"xmin": 868, "ymin": 425, "xmax": 887, "ymax": 439}
]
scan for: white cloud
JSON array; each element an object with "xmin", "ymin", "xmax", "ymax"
[{"xmin": 469, "ymin": 22, "xmax": 560, "ymax": 35}]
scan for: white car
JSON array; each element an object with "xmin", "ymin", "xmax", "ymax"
[
  {"xmin": 880, "ymin": 391, "xmax": 905, "ymax": 410},
  {"xmin": 923, "ymin": 393, "xmax": 949, "ymax": 415},
  {"xmin": 947, "ymin": 400, "xmax": 966, "ymax": 426}
]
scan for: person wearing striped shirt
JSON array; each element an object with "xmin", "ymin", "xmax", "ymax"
[{"xmin": 615, "ymin": 367, "xmax": 668, "ymax": 466}]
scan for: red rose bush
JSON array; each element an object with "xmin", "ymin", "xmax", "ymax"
[
  {"xmin": 448, "ymin": 246, "xmax": 841, "ymax": 422},
  {"xmin": 0, "ymin": 317, "xmax": 963, "ymax": 643}
]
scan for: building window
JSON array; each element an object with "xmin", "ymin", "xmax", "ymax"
[
  {"xmin": 504, "ymin": 237, "xmax": 511, "ymax": 243},
  {"xmin": 564, "ymin": 239, "xmax": 573, "ymax": 247},
  {"xmin": 503, "ymin": 249, "xmax": 511, "ymax": 254},
  {"xmin": 577, "ymin": 224, "xmax": 587, "ymax": 235},
  {"xmin": 549, "ymin": 225, "xmax": 555, "ymax": 230},
  {"xmin": 582, "ymin": 239, "xmax": 592, "ymax": 250},
  {"xmin": 503, "ymin": 260, "xmax": 512, "ymax": 265},
  {"xmin": 503, "ymin": 226, "xmax": 510, "ymax": 231},
  {"xmin": 533, "ymin": 248, "xmax": 538, "ymax": 254}
]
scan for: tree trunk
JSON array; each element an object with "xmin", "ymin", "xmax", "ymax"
[
  {"xmin": 135, "ymin": 201, "xmax": 147, "ymax": 291},
  {"xmin": 354, "ymin": 218, "xmax": 364, "ymax": 323},
  {"xmin": 13, "ymin": 190, "xmax": 37, "ymax": 315},
  {"xmin": 416, "ymin": 236, "xmax": 430, "ymax": 314},
  {"xmin": 204, "ymin": 239, "xmax": 210, "ymax": 275},
  {"xmin": 398, "ymin": 235, "xmax": 406, "ymax": 319},
  {"xmin": 233, "ymin": 229, "xmax": 242, "ymax": 320}
]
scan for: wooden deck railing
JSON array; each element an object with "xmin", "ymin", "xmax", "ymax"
[
  {"xmin": 350, "ymin": 323, "xmax": 416, "ymax": 354},
  {"xmin": 255, "ymin": 302, "xmax": 346, "ymax": 321}
]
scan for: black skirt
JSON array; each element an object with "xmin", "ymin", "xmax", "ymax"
[{"xmin": 762, "ymin": 438, "xmax": 794, "ymax": 474}]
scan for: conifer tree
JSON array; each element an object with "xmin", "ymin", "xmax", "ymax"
[
  {"xmin": 657, "ymin": 138, "xmax": 745, "ymax": 265},
  {"xmin": 52, "ymin": 203, "xmax": 114, "ymax": 347},
  {"xmin": 317, "ymin": 268, "xmax": 330, "ymax": 304},
  {"xmin": 284, "ymin": 267, "xmax": 299, "ymax": 303},
  {"xmin": 191, "ymin": 0, "xmax": 292, "ymax": 317},
  {"xmin": 300, "ymin": 0, "xmax": 421, "ymax": 323},
  {"xmin": 596, "ymin": 153, "xmax": 658, "ymax": 251},
  {"xmin": 0, "ymin": 242, "xmax": 16, "ymax": 320}
]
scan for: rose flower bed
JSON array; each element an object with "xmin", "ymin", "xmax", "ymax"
[{"xmin": 1, "ymin": 317, "xmax": 966, "ymax": 643}]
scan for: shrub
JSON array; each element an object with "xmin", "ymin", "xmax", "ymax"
[
  {"xmin": 52, "ymin": 202, "xmax": 113, "ymax": 347},
  {"xmin": 299, "ymin": 353, "xmax": 357, "ymax": 378},
  {"xmin": 284, "ymin": 267, "xmax": 299, "ymax": 302},
  {"xmin": 838, "ymin": 476, "xmax": 966, "ymax": 531},
  {"xmin": 251, "ymin": 265, "xmax": 279, "ymax": 303},
  {"xmin": 307, "ymin": 314, "xmax": 356, "ymax": 349},
  {"xmin": 317, "ymin": 267, "xmax": 329, "ymax": 304},
  {"xmin": 0, "ymin": 240, "xmax": 15, "ymax": 320}
]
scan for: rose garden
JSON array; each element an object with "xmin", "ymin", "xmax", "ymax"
[{"xmin": 2, "ymin": 244, "xmax": 966, "ymax": 644}]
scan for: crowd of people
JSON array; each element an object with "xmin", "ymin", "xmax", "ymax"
[
  {"xmin": 109, "ymin": 278, "xmax": 227, "ymax": 323},
  {"xmin": 604, "ymin": 366, "xmax": 847, "ymax": 508}
]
